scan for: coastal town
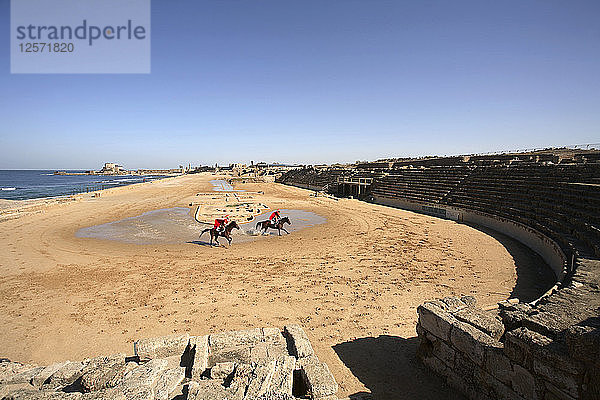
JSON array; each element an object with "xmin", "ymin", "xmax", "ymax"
[{"xmin": 53, "ymin": 162, "xmax": 187, "ymax": 176}]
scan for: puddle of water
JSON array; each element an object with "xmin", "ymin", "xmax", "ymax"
[
  {"xmin": 76, "ymin": 208, "xmax": 326, "ymax": 245},
  {"xmin": 210, "ymin": 179, "xmax": 244, "ymax": 192},
  {"xmin": 76, "ymin": 207, "xmax": 201, "ymax": 245}
]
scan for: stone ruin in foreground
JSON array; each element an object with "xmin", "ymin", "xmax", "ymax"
[
  {"xmin": 0, "ymin": 325, "xmax": 338, "ymax": 400},
  {"xmin": 416, "ymin": 261, "xmax": 600, "ymax": 400}
]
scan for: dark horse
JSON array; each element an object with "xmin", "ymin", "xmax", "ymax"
[
  {"xmin": 256, "ymin": 216, "xmax": 291, "ymax": 236},
  {"xmin": 200, "ymin": 221, "xmax": 240, "ymax": 246}
]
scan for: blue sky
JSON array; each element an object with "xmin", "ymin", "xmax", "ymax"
[{"xmin": 1, "ymin": 0, "xmax": 599, "ymax": 169}]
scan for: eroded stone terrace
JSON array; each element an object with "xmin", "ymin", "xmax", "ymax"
[{"xmin": 0, "ymin": 325, "xmax": 338, "ymax": 400}]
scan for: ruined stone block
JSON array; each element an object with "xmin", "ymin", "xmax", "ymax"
[
  {"xmin": 565, "ymin": 324, "xmax": 600, "ymax": 365},
  {"xmin": 474, "ymin": 366, "xmax": 524, "ymax": 400},
  {"xmin": 511, "ymin": 363, "xmax": 537, "ymax": 400},
  {"xmin": 190, "ymin": 335, "xmax": 209, "ymax": 380},
  {"xmin": 544, "ymin": 380, "xmax": 577, "ymax": 400},
  {"xmin": 504, "ymin": 327, "xmax": 552, "ymax": 367},
  {"xmin": 440, "ymin": 296, "xmax": 471, "ymax": 313},
  {"xmin": 421, "ymin": 330, "xmax": 455, "ymax": 367},
  {"xmin": 0, "ymin": 383, "xmax": 37, "ymax": 399},
  {"xmin": 0, "ymin": 366, "xmax": 44, "ymax": 385},
  {"xmin": 1, "ymin": 326, "xmax": 334, "ymax": 400},
  {"xmin": 297, "ymin": 356, "xmax": 338, "ymax": 399},
  {"xmin": 460, "ymin": 296, "xmax": 477, "ymax": 308},
  {"xmin": 228, "ymin": 363, "xmax": 253, "ymax": 400},
  {"xmin": 283, "ymin": 325, "xmax": 314, "ymax": 358},
  {"xmin": 499, "ymin": 301, "xmax": 533, "ymax": 331},
  {"xmin": 163, "ymin": 355, "xmax": 184, "ymax": 370},
  {"xmin": 455, "ymin": 307, "xmax": 505, "ymax": 340},
  {"xmin": 245, "ymin": 360, "xmax": 276, "ymax": 399},
  {"xmin": 3, "ymin": 389, "xmax": 83, "ymax": 400},
  {"xmin": 44, "ymin": 361, "xmax": 88, "ymax": 389},
  {"xmin": 419, "ymin": 353, "xmax": 448, "ymax": 377},
  {"xmin": 415, "ymin": 322, "xmax": 426, "ymax": 338},
  {"xmin": 187, "ymin": 380, "xmax": 229, "ymax": 400},
  {"xmin": 260, "ymin": 329, "xmax": 290, "ymax": 359},
  {"xmin": 417, "ymin": 302, "xmax": 456, "ymax": 342},
  {"xmin": 262, "ymin": 328, "xmax": 286, "ymax": 345},
  {"xmin": 250, "ymin": 342, "xmax": 270, "ymax": 365},
  {"xmin": 250, "ymin": 342, "xmax": 289, "ymax": 365},
  {"xmin": 120, "ymin": 358, "xmax": 168, "ymax": 388},
  {"xmin": 268, "ymin": 356, "xmax": 295, "ymax": 395},
  {"xmin": 31, "ymin": 361, "xmax": 71, "ymax": 388},
  {"xmin": 134, "ymin": 334, "xmax": 190, "ymax": 361},
  {"xmin": 209, "ymin": 329, "xmax": 263, "ymax": 350},
  {"xmin": 471, "ymin": 364, "xmax": 494, "ymax": 398},
  {"xmin": 445, "ymin": 368, "xmax": 480, "ymax": 400},
  {"xmin": 209, "ymin": 344, "xmax": 252, "ymax": 367},
  {"xmin": 124, "ymin": 361, "xmax": 139, "ymax": 376},
  {"xmin": 0, "ymin": 362, "xmax": 24, "ymax": 379},
  {"xmin": 153, "ymin": 367, "xmax": 185, "ymax": 400},
  {"xmin": 255, "ymin": 393, "xmax": 295, "ymax": 400},
  {"xmin": 80, "ymin": 354, "xmax": 127, "ymax": 392},
  {"xmin": 522, "ymin": 310, "xmax": 570, "ymax": 339},
  {"xmin": 533, "ymin": 358, "xmax": 578, "ymax": 398},
  {"xmin": 504, "ymin": 326, "xmax": 584, "ymax": 383},
  {"xmin": 450, "ymin": 320, "xmax": 502, "ymax": 366},
  {"xmin": 485, "ymin": 347, "xmax": 513, "ymax": 385},
  {"xmin": 453, "ymin": 352, "xmax": 475, "ymax": 385},
  {"xmin": 582, "ymin": 364, "xmax": 600, "ymax": 400},
  {"xmin": 210, "ymin": 362, "xmax": 235, "ymax": 380},
  {"xmin": 118, "ymin": 385, "xmax": 153, "ymax": 400},
  {"xmin": 266, "ymin": 342, "xmax": 291, "ymax": 360},
  {"xmin": 0, "ymin": 362, "xmax": 39, "ymax": 385},
  {"xmin": 81, "ymin": 388, "xmax": 126, "ymax": 400}
]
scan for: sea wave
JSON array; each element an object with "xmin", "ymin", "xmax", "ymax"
[
  {"xmin": 1, "ymin": 187, "xmax": 17, "ymax": 191},
  {"xmin": 115, "ymin": 178, "xmax": 144, "ymax": 183}
]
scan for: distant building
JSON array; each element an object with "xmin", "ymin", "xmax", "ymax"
[{"xmin": 100, "ymin": 163, "xmax": 125, "ymax": 174}]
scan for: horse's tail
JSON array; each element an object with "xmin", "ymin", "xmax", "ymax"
[
  {"xmin": 200, "ymin": 228, "xmax": 211, "ymax": 237},
  {"xmin": 194, "ymin": 205, "xmax": 202, "ymax": 224}
]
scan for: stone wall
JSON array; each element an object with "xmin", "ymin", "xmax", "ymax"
[
  {"xmin": 0, "ymin": 325, "xmax": 338, "ymax": 400},
  {"xmin": 416, "ymin": 258, "xmax": 600, "ymax": 400}
]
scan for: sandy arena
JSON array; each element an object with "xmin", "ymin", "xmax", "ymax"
[{"xmin": 0, "ymin": 173, "xmax": 552, "ymax": 399}]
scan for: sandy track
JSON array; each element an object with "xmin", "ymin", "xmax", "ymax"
[{"xmin": 0, "ymin": 173, "xmax": 536, "ymax": 399}]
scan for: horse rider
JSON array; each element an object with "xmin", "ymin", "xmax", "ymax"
[
  {"xmin": 214, "ymin": 215, "xmax": 230, "ymax": 234},
  {"xmin": 269, "ymin": 209, "xmax": 281, "ymax": 225}
]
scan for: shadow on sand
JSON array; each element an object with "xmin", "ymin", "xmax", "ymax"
[
  {"xmin": 463, "ymin": 222, "xmax": 557, "ymax": 302},
  {"xmin": 186, "ymin": 240, "xmax": 220, "ymax": 247},
  {"xmin": 333, "ymin": 335, "xmax": 465, "ymax": 400}
]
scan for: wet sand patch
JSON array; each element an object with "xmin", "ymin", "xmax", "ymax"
[
  {"xmin": 75, "ymin": 207, "xmax": 326, "ymax": 245},
  {"xmin": 210, "ymin": 179, "xmax": 244, "ymax": 192}
]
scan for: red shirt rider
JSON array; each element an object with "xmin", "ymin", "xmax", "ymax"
[
  {"xmin": 269, "ymin": 210, "xmax": 280, "ymax": 223},
  {"xmin": 214, "ymin": 215, "xmax": 230, "ymax": 230}
]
